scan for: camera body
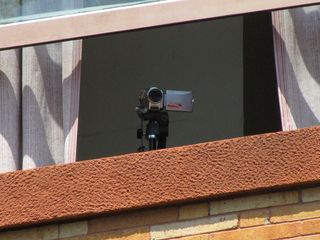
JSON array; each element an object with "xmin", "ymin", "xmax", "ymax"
[
  {"xmin": 136, "ymin": 86, "xmax": 194, "ymax": 151},
  {"xmin": 137, "ymin": 87, "xmax": 194, "ymax": 114}
]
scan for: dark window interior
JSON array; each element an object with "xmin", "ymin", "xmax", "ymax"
[
  {"xmin": 77, "ymin": 12, "xmax": 281, "ymax": 160},
  {"xmin": 243, "ymin": 12, "xmax": 282, "ymax": 135}
]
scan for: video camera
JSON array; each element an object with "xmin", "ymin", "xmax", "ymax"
[
  {"xmin": 136, "ymin": 87, "xmax": 194, "ymax": 151},
  {"xmin": 137, "ymin": 87, "xmax": 194, "ymax": 114}
]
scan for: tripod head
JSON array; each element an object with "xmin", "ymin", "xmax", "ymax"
[{"xmin": 136, "ymin": 86, "xmax": 194, "ymax": 152}]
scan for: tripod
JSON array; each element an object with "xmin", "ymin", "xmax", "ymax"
[{"xmin": 137, "ymin": 110, "xmax": 169, "ymax": 151}]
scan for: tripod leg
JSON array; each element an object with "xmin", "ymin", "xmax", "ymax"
[{"xmin": 149, "ymin": 138, "xmax": 157, "ymax": 150}]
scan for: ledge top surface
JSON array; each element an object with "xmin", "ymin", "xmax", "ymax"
[{"xmin": 1, "ymin": 126, "xmax": 320, "ymax": 230}]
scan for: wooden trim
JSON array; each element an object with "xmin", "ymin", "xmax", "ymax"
[
  {"xmin": 1, "ymin": 126, "xmax": 320, "ymax": 230},
  {"xmin": 1, "ymin": 0, "xmax": 320, "ymax": 49}
]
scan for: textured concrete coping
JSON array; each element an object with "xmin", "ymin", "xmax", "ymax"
[{"xmin": 1, "ymin": 126, "xmax": 320, "ymax": 230}]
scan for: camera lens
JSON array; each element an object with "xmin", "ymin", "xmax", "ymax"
[{"xmin": 148, "ymin": 88, "xmax": 163, "ymax": 103}]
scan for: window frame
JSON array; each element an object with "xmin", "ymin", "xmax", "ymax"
[{"xmin": 0, "ymin": 0, "xmax": 319, "ymax": 50}]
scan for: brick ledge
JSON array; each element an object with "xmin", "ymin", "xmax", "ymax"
[{"xmin": 1, "ymin": 126, "xmax": 320, "ymax": 230}]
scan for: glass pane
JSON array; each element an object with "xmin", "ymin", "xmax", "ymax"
[{"xmin": 0, "ymin": 0, "xmax": 164, "ymax": 25}]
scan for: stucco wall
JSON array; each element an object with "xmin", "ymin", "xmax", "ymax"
[
  {"xmin": 3, "ymin": 187, "xmax": 320, "ymax": 239},
  {"xmin": 1, "ymin": 126, "xmax": 320, "ymax": 231}
]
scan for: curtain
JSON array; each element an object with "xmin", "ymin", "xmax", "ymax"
[
  {"xmin": 272, "ymin": 6, "xmax": 320, "ymax": 130},
  {"xmin": 0, "ymin": 1, "xmax": 82, "ymax": 173}
]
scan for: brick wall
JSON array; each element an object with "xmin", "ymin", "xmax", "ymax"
[{"xmin": 3, "ymin": 186, "xmax": 320, "ymax": 240}]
